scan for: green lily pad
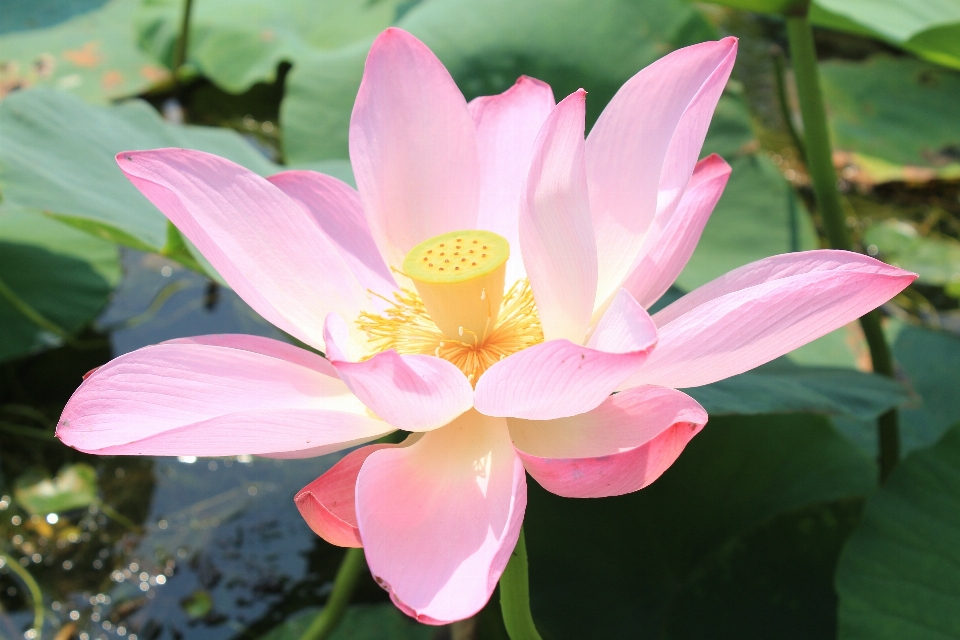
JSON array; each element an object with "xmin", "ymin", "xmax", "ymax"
[
  {"xmin": 136, "ymin": 0, "xmax": 404, "ymax": 94},
  {"xmin": 689, "ymin": 362, "xmax": 908, "ymax": 421},
  {"xmin": 281, "ymin": 0, "xmax": 716, "ymax": 162},
  {"xmin": 863, "ymin": 219, "xmax": 960, "ymax": 289},
  {"xmin": 820, "ymin": 56, "xmax": 960, "ymax": 174},
  {"xmin": 676, "ymin": 153, "xmax": 819, "ymax": 291},
  {"xmin": 525, "ymin": 412, "xmax": 876, "ymax": 639},
  {"xmin": 258, "ymin": 604, "xmax": 433, "ymax": 640},
  {"xmin": 0, "ymin": 206, "xmax": 120, "ymax": 363},
  {"xmin": 0, "ymin": 0, "xmax": 169, "ymax": 104},
  {"xmin": 836, "ymin": 421, "xmax": 960, "ymax": 640},
  {"xmin": 181, "ymin": 590, "xmax": 215, "ymax": 619},
  {"xmin": 14, "ymin": 463, "xmax": 99, "ymax": 515},
  {"xmin": 812, "ymin": 0, "xmax": 960, "ymax": 72},
  {"xmin": 895, "ymin": 324, "xmax": 960, "ymax": 453},
  {"xmin": 0, "ymin": 87, "xmax": 279, "ymax": 253}
]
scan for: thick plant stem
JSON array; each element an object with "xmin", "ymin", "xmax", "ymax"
[
  {"xmin": 500, "ymin": 527, "xmax": 543, "ymax": 640},
  {"xmin": 298, "ymin": 547, "xmax": 366, "ymax": 640},
  {"xmin": 786, "ymin": 15, "xmax": 900, "ymax": 482},
  {"xmin": 173, "ymin": 0, "xmax": 195, "ymax": 73}
]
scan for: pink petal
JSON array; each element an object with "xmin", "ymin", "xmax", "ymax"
[
  {"xmin": 619, "ymin": 154, "xmax": 731, "ymax": 309},
  {"xmin": 323, "ymin": 314, "xmax": 473, "ymax": 431},
  {"xmin": 474, "ymin": 290, "xmax": 656, "ymax": 420},
  {"xmin": 520, "ymin": 89, "xmax": 597, "ymax": 342},
  {"xmin": 350, "ymin": 28, "xmax": 480, "ymax": 270},
  {"xmin": 587, "ymin": 38, "xmax": 737, "ymax": 306},
  {"xmin": 295, "ymin": 443, "xmax": 395, "ymax": 548},
  {"xmin": 267, "ymin": 170, "xmax": 397, "ymax": 304},
  {"xmin": 468, "ymin": 76, "xmax": 555, "ymax": 284},
  {"xmin": 163, "ymin": 333, "xmax": 339, "ymax": 377},
  {"xmin": 117, "ymin": 149, "xmax": 369, "ymax": 350},
  {"xmin": 626, "ymin": 251, "xmax": 917, "ymax": 389},
  {"xmin": 510, "ymin": 386, "xmax": 707, "ymax": 498},
  {"xmin": 356, "ymin": 410, "xmax": 525, "ymax": 624},
  {"xmin": 57, "ymin": 338, "xmax": 392, "ymax": 456}
]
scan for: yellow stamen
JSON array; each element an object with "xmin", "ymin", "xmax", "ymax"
[{"xmin": 357, "ymin": 280, "xmax": 543, "ymax": 385}]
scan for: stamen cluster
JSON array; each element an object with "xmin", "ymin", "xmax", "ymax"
[{"xmin": 357, "ymin": 280, "xmax": 543, "ymax": 384}]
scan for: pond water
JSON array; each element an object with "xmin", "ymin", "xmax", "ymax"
[{"xmin": 0, "ymin": 252, "xmax": 414, "ymax": 640}]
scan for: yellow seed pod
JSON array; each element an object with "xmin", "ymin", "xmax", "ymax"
[{"xmin": 402, "ymin": 230, "xmax": 510, "ymax": 342}]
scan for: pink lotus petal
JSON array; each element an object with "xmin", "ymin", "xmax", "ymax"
[
  {"xmin": 267, "ymin": 170, "xmax": 397, "ymax": 305},
  {"xmin": 620, "ymin": 154, "xmax": 731, "ymax": 309},
  {"xmin": 588, "ymin": 38, "xmax": 737, "ymax": 306},
  {"xmin": 117, "ymin": 149, "xmax": 369, "ymax": 351},
  {"xmin": 323, "ymin": 314, "xmax": 473, "ymax": 431},
  {"xmin": 295, "ymin": 443, "xmax": 394, "ymax": 548},
  {"xmin": 57, "ymin": 339, "xmax": 392, "ymax": 456},
  {"xmin": 163, "ymin": 333, "xmax": 339, "ymax": 377},
  {"xmin": 625, "ymin": 251, "xmax": 917, "ymax": 389},
  {"xmin": 510, "ymin": 386, "xmax": 707, "ymax": 498},
  {"xmin": 586, "ymin": 289, "xmax": 658, "ymax": 352},
  {"xmin": 350, "ymin": 28, "xmax": 480, "ymax": 270},
  {"xmin": 356, "ymin": 410, "xmax": 525, "ymax": 624},
  {"xmin": 468, "ymin": 76, "xmax": 555, "ymax": 284},
  {"xmin": 520, "ymin": 89, "xmax": 598, "ymax": 342},
  {"xmin": 475, "ymin": 290, "xmax": 656, "ymax": 420}
]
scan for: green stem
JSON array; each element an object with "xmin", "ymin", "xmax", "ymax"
[
  {"xmin": 771, "ymin": 46, "xmax": 806, "ymax": 164},
  {"xmin": 97, "ymin": 501, "xmax": 142, "ymax": 532},
  {"xmin": 298, "ymin": 547, "xmax": 366, "ymax": 640},
  {"xmin": 1, "ymin": 554, "xmax": 44, "ymax": 636},
  {"xmin": 786, "ymin": 15, "xmax": 900, "ymax": 482},
  {"xmin": 500, "ymin": 527, "xmax": 542, "ymax": 640},
  {"xmin": 172, "ymin": 0, "xmax": 195, "ymax": 73}
]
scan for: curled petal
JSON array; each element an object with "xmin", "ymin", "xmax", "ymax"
[
  {"xmin": 323, "ymin": 314, "xmax": 473, "ymax": 431},
  {"xmin": 625, "ymin": 251, "xmax": 917, "ymax": 389},
  {"xmin": 619, "ymin": 154, "xmax": 731, "ymax": 309},
  {"xmin": 57, "ymin": 337, "xmax": 391, "ymax": 456},
  {"xmin": 117, "ymin": 149, "xmax": 369, "ymax": 350},
  {"xmin": 588, "ymin": 38, "xmax": 737, "ymax": 306},
  {"xmin": 350, "ymin": 28, "xmax": 480, "ymax": 270},
  {"xmin": 295, "ymin": 442, "xmax": 400, "ymax": 548},
  {"xmin": 510, "ymin": 386, "xmax": 707, "ymax": 498},
  {"xmin": 356, "ymin": 410, "xmax": 525, "ymax": 624},
  {"xmin": 475, "ymin": 290, "xmax": 656, "ymax": 420},
  {"xmin": 469, "ymin": 76, "xmax": 555, "ymax": 284}
]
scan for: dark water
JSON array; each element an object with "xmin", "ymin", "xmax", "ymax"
[{"xmin": 0, "ymin": 251, "xmax": 396, "ymax": 640}]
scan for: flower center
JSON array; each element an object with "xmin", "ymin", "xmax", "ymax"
[
  {"xmin": 402, "ymin": 229, "xmax": 510, "ymax": 341},
  {"xmin": 357, "ymin": 230, "xmax": 543, "ymax": 384}
]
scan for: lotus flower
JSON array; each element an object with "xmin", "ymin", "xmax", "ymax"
[{"xmin": 57, "ymin": 28, "xmax": 914, "ymax": 624}]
